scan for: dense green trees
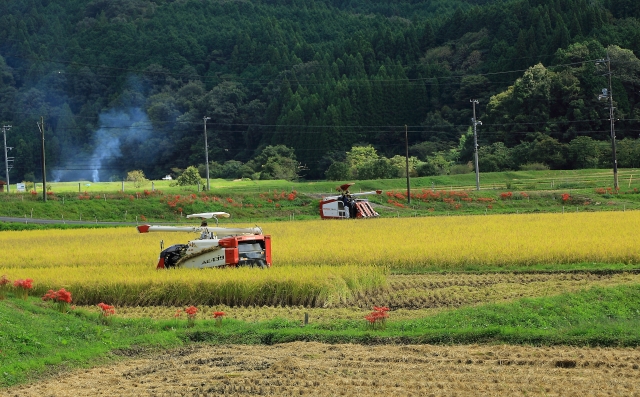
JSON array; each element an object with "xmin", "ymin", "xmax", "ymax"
[{"xmin": 0, "ymin": 0, "xmax": 639, "ymax": 184}]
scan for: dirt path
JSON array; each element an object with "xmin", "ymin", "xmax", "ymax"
[{"xmin": 3, "ymin": 342, "xmax": 639, "ymax": 396}]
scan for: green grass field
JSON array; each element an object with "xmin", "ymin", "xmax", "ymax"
[
  {"xmin": 2, "ymin": 284, "xmax": 639, "ymax": 387},
  {"xmin": 2, "ymin": 168, "xmax": 640, "ymax": 224}
]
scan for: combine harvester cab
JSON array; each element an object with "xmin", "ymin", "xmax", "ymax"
[
  {"xmin": 319, "ymin": 183, "xmax": 383, "ymax": 219},
  {"xmin": 137, "ymin": 212, "xmax": 271, "ymax": 270}
]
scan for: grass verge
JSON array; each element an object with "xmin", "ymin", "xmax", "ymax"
[{"xmin": 1, "ymin": 284, "xmax": 639, "ymax": 388}]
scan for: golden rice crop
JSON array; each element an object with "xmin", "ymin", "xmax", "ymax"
[
  {"xmin": 1, "ymin": 211, "xmax": 638, "ymax": 307},
  {"xmin": 269, "ymin": 211, "xmax": 640, "ymax": 269},
  {"xmin": 2, "ymin": 211, "xmax": 638, "ymax": 271},
  {"xmin": 3, "ymin": 264, "xmax": 385, "ymax": 307}
]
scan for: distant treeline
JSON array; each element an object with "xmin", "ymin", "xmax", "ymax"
[{"xmin": 0, "ymin": 0, "xmax": 639, "ymax": 182}]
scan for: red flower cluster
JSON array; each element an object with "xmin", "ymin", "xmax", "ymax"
[
  {"xmin": 97, "ymin": 302, "xmax": 115, "ymax": 317},
  {"xmin": 13, "ymin": 278, "xmax": 33, "ymax": 289},
  {"xmin": 561, "ymin": 193, "xmax": 571, "ymax": 202},
  {"xmin": 476, "ymin": 197, "xmax": 494, "ymax": 203},
  {"xmin": 364, "ymin": 306, "xmax": 389, "ymax": 330},
  {"xmin": 185, "ymin": 306, "xmax": 198, "ymax": 327},
  {"xmin": 0, "ymin": 275, "xmax": 10, "ymax": 300},
  {"xmin": 43, "ymin": 288, "xmax": 73, "ymax": 312},
  {"xmin": 260, "ymin": 190, "xmax": 297, "ymax": 203},
  {"xmin": 212, "ymin": 311, "xmax": 225, "ymax": 326},
  {"xmin": 407, "ymin": 189, "xmax": 470, "ymax": 203},
  {"xmin": 42, "ymin": 288, "xmax": 72, "ymax": 303},
  {"xmin": 387, "ymin": 199, "xmax": 405, "ymax": 208},
  {"xmin": 500, "ymin": 192, "xmax": 513, "ymax": 200},
  {"xmin": 185, "ymin": 305, "xmax": 197, "ymax": 318},
  {"xmin": 13, "ymin": 278, "xmax": 33, "ymax": 300}
]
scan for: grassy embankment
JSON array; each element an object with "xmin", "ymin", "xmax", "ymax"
[
  {"xmin": 2, "ymin": 284, "xmax": 640, "ymax": 388},
  {"xmin": 1, "ymin": 168, "xmax": 640, "ymax": 225}
]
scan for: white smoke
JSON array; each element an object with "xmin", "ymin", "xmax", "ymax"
[{"xmin": 52, "ymin": 108, "xmax": 152, "ymax": 182}]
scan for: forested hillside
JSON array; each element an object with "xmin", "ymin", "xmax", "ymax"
[{"xmin": 1, "ymin": 0, "xmax": 640, "ymax": 182}]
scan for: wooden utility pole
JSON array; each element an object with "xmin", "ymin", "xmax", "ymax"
[
  {"xmin": 37, "ymin": 116, "xmax": 46, "ymax": 202},
  {"xmin": 596, "ymin": 52, "xmax": 619, "ymax": 190},
  {"xmin": 405, "ymin": 124, "xmax": 410, "ymax": 204},
  {"xmin": 471, "ymin": 100, "xmax": 482, "ymax": 191},
  {"xmin": 2, "ymin": 125, "xmax": 11, "ymax": 193}
]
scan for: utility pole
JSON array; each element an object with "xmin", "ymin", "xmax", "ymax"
[
  {"xmin": 203, "ymin": 116, "xmax": 211, "ymax": 191},
  {"xmin": 37, "ymin": 116, "xmax": 46, "ymax": 202},
  {"xmin": 2, "ymin": 125, "xmax": 12, "ymax": 193},
  {"xmin": 471, "ymin": 99, "xmax": 482, "ymax": 191},
  {"xmin": 596, "ymin": 51, "xmax": 619, "ymax": 190},
  {"xmin": 405, "ymin": 124, "xmax": 410, "ymax": 204}
]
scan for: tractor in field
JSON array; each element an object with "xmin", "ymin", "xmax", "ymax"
[
  {"xmin": 136, "ymin": 212, "xmax": 271, "ymax": 269},
  {"xmin": 319, "ymin": 183, "xmax": 383, "ymax": 219}
]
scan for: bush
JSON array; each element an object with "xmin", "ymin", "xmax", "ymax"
[
  {"xmin": 175, "ymin": 166, "xmax": 204, "ymax": 186},
  {"xmin": 126, "ymin": 170, "xmax": 148, "ymax": 188},
  {"xmin": 520, "ymin": 162, "xmax": 549, "ymax": 171},
  {"xmin": 450, "ymin": 163, "xmax": 473, "ymax": 175},
  {"xmin": 325, "ymin": 161, "xmax": 350, "ymax": 181}
]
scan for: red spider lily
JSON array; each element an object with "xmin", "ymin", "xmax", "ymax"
[
  {"xmin": 0, "ymin": 275, "xmax": 9, "ymax": 300},
  {"xmin": 43, "ymin": 288, "xmax": 73, "ymax": 312},
  {"xmin": 561, "ymin": 193, "xmax": 570, "ymax": 202},
  {"xmin": 13, "ymin": 279, "xmax": 33, "ymax": 289},
  {"xmin": 97, "ymin": 302, "xmax": 116, "ymax": 317},
  {"xmin": 174, "ymin": 309, "xmax": 182, "ymax": 318},
  {"xmin": 185, "ymin": 306, "xmax": 198, "ymax": 327},
  {"xmin": 13, "ymin": 278, "xmax": 33, "ymax": 300},
  {"xmin": 185, "ymin": 306, "xmax": 198, "ymax": 318},
  {"xmin": 365, "ymin": 306, "xmax": 390, "ymax": 330},
  {"xmin": 212, "ymin": 311, "xmax": 225, "ymax": 326},
  {"xmin": 42, "ymin": 288, "xmax": 72, "ymax": 303}
]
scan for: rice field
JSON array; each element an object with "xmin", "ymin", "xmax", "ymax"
[
  {"xmin": 87, "ymin": 271, "xmax": 640, "ymax": 322},
  {"xmin": 5, "ymin": 342, "xmax": 640, "ymax": 397},
  {"xmin": 1, "ymin": 211, "xmax": 640, "ymax": 307}
]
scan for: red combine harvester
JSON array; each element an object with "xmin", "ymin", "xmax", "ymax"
[
  {"xmin": 136, "ymin": 212, "xmax": 271, "ymax": 269},
  {"xmin": 319, "ymin": 183, "xmax": 382, "ymax": 219}
]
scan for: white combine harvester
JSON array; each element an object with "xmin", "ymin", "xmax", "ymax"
[
  {"xmin": 319, "ymin": 183, "xmax": 383, "ymax": 219},
  {"xmin": 137, "ymin": 212, "xmax": 271, "ymax": 269}
]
